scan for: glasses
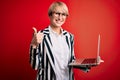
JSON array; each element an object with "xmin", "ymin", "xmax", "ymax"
[{"xmin": 52, "ymin": 12, "xmax": 68, "ymax": 17}]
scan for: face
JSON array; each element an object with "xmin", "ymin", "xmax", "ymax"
[{"xmin": 49, "ymin": 6, "xmax": 68, "ymax": 28}]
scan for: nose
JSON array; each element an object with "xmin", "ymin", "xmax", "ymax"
[{"xmin": 58, "ymin": 13, "xmax": 63, "ymax": 19}]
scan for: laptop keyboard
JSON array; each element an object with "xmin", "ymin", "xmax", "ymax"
[{"xmin": 81, "ymin": 58, "xmax": 97, "ymax": 64}]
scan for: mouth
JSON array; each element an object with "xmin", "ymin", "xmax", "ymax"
[{"xmin": 55, "ymin": 19, "xmax": 63, "ymax": 24}]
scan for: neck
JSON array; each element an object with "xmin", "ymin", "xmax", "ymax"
[{"xmin": 50, "ymin": 25, "xmax": 62, "ymax": 35}]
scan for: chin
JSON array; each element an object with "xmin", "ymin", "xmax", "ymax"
[
  {"xmin": 52, "ymin": 22, "xmax": 64, "ymax": 27},
  {"xmin": 54, "ymin": 24, "xmax": 62, "ymax": 27},
  {"xmin": 56, "ymin": 23, "xmax": 64, "ymax": 27}
]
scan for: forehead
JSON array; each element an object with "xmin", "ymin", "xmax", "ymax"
[{"xmin": 53, "ymin": 6, "xmax": 66, "ymax": 13}]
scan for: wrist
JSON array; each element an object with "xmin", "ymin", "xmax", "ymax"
[{"xmin": 30, "ymin": 44, "xmax": 37, "ymax": 48}]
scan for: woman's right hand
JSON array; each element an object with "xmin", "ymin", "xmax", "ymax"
[{"xmin": 31, "ymin": 27, "xmax": 44, "ymax": 48}]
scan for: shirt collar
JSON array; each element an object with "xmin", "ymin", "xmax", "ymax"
[{"xmin": 49, "ymin": 26, "xmax": 64, "ymax": 36}]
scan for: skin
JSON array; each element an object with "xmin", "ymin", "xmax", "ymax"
[
  {"xmin": 31, "ymin": 6, "xmax": 67, "ymax": 48},
  {"xmin": 49, "ymin": 6, "xmax": 67, "ymax": 34},
  {"xmin": 30, "ymin": 4, "xmax": 103, "ymax": 71}
]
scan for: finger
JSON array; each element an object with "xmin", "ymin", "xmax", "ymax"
[
  {"xmin": 32, "ymin": 27, "xmax": 37, "ymax": 35},
  {"xmin": 37, "ymin": 32, "xmax": 44, "ymax": 37},
  {"xmin": 100, "ymin": 59, "xmax": 104, "ymax": 62}
]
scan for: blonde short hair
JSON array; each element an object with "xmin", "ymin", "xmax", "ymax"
[{"xmin": 48, "ymin": 1, "xmax": 69, "ymax": 16}]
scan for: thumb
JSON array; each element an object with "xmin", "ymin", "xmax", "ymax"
[{"xmin": 32, "ymin": 27, "xmax": 37, "ymax": 35}]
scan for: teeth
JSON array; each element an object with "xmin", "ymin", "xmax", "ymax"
[
  {"xmin": 57, "ymin": 21, "xmax": 61, "ymax": 23},
  {"xmin": 55, "ymin": 19, "xmax": 63, "ymax": 24}
]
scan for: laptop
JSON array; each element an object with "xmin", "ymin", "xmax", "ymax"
[{"xmin": 69, "ymin": 34, "xmax": 104, "ymax": 67}]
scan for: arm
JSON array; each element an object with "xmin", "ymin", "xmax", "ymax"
[
  {"xmin": 71, "ymin": 35, "xmax": 91, "ymax": 72},
  {"xmin": 73, "ymin": 65, "xmax": 91, "ymax": 73},
  {"xmin": 71, "ymin": 35, "xmax": 76, "ymax": 62},
  {"xmin": 29, "ymin": 45, "xmax": 40, "ymax": 70},
  {"xmin": 29, "ymin": 27, "xmax": 44, "ymax": 70}
]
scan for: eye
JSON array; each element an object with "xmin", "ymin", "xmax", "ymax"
[
  {"xmin": 55, "ymin": 12, "xmax": 60, "ymax": 15},
  {"xmin": 53, "ymin": 12, "xmax": 68, "ymax": 17},
  {"xmin": 62, "ymin": 13, "xmax": 66, "ymax": 16}
]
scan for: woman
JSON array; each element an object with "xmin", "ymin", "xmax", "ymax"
[{"xmin": 29, "ymin": 1, "xmax": 89, "ymax": 80}]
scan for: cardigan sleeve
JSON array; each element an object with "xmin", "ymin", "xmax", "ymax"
[
  {"xmin": 71, "ymin": 34, "xmax": 76, "ymax": 62},
  {"xmin": 70, "ymin": 34, "xmax": 91, "ymax": 72},
  {"xmin": 29, "ymin": 45, "xmax": 40, "ymax": 70},
  {"xmin": 29, "ymin": 30, "xmax": 44, "ymax": 70},
  {"xmin": 29, "ymin": 40, "xmax": 44, "ymax": 70}
]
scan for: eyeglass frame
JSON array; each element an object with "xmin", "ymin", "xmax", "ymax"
[{"xmin": 52, "ymin": 11, "xmax": 68, "ymax": 17}]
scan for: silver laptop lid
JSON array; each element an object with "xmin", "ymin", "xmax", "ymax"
[{"xmin": 97, "ymin": 34, "xmax": 101, "ymax": 63}]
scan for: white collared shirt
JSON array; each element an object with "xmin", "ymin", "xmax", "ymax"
[{"xmin": 49, "ymin": 26, "xmax": 70, "ymax": 80}]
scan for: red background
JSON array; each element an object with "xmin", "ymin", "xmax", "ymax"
[{"xmin": 0, "ymin": 0, "xmax": 120, "ymax": 80}]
